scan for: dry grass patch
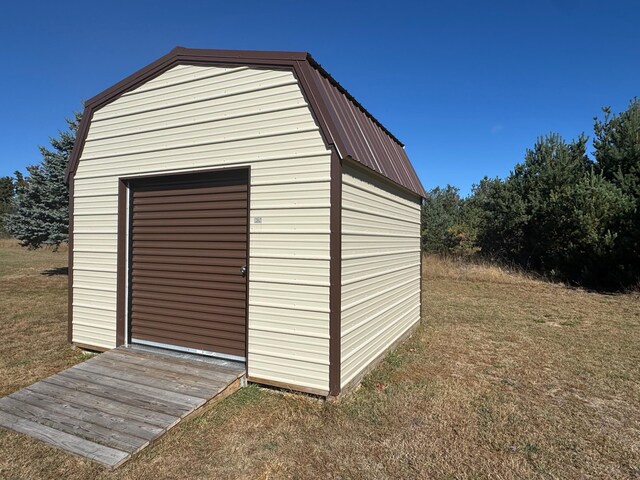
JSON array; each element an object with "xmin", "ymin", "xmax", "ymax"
[
  {"xmin": 0, "ymin": 246, "xmax": 638, "ymax": 479},
  {"xmin": 0, "ymin": 240, "xmax": 84, "ymax": 397}
]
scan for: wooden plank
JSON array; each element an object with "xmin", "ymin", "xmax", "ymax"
[
  {"xmin": 99, "ymin": 350, "xmax": 240, "ymax": 386},
  {"xmin": 106, "ymin": 347, "xmax": 243, "ymax": 377},
  {"xmin": 26, "ymin": 381, "xmax": 178, "ymax": 428},
  {"xmin": 0, "ymin": 345, "xmax": 248, "ymax": 469},
  {"xmin": 61, "ymin": 365, "xmax": 206, "ymax": 408},
  {"xmin": 89, "ymin": 354, "xmax": 227, "ymax": 392},
  {"xmin": 0, "ymin": 410, "xmax": 129, "ymax": 468},
  {"xmin": 72, "ymin": 360, "xmax": 220, "ymax": 399},
  {"xmin": 0, "ymin": 397, "xmax": 147, "ymax": 453},
  {"xmin": 108, "ymin": 347, "xmax": 244, "ymax": 378},
  {"xmin": 54, "ymin": 368, "xmax": 203, "ymax": 412},
  {"xmin": 9, "ymin": 389, "xmax": 163, "ymax": 441},
  {"xmin": 43, "ymin": 373, "xmax": 192, "ymax": 419}
]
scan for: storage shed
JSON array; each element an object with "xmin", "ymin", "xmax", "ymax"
[{"xmin": 65, "ymin": 47, "xmax": 426, "ymax": 397}]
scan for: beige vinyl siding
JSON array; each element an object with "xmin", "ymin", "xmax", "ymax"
[
  {"xmin": 341, "ymin": 162, "xmax": 421, "ymax": 388},
  {"xmin": 73, "ymin": 64, "xmax": 332, "ymax": 393}
]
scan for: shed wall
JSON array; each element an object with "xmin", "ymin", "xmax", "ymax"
[
  {"xmin": 340, "ymin": 162, "xmax": 421, "ymax": 388},
  {"xmin": 72, "ymin": 64, "xmax": 332, "ymax": 393}
]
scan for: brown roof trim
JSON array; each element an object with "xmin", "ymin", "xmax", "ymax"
[
  {"xmin": 64, "ymin": 47, "xmax": 425, "ymax": 197},
  {"xmin": 82, "ymin": 47, "xmax": 307, "ymax": 110}
]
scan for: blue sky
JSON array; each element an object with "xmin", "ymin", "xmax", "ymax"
[{"xmin": 1, "ymin": 0, "xmax": 638, "ymax": 195}]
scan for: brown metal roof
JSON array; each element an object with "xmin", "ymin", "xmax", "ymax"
[
  {"xmin": 65, "ymin": 47, "xmax": 425, "ymax": 197},
  {"xmin": 305, "ymin": 57, "xmax": 425, "ymax": 197}
]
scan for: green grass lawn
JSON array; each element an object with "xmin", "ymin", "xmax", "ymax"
[{"xmin": 0, "ymin": 241, "xmax": 638, "ymax": 479}]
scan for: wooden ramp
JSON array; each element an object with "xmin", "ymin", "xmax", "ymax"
[{"xmin": 0, "ymin": 346, "xmax": 245, "ymax": 468}]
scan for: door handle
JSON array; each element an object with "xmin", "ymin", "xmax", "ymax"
[{"xmin": 240, "ymin": 265, "xmax": 247, "ymax": 277}]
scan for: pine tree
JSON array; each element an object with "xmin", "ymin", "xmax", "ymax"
[
  {"xmin": 0, "ymin": 176, "xmax": 13, "ymax": 206},
  {"xmin": 5, "ymin": 112, "xmax": 81, "ymax": 249},
  {"xmin": 594, "ymin": 98, "xmax": 640, "ymax": 199},
  {"xmin": 469, "ymin": 133, "xmax": 633, "ymax": 287},
  {"xmin": 0, "ymin": 176, "xmax": 15, "ymax": 237},
  {"xmin": 593, "ymin": 99, "xmax": 640, "ymax": 285}
]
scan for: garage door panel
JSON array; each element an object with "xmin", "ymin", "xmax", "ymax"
[
  {"xmin": 132, "ymin": 317, "xmax": 245, "ymax": 339},
  {"xmin": 131, "ymin": 225, "xmax": 246, "ymax": 235},
  {"xmin": 132, "ymin": 217, "xmax": 247, "ymax": 228},
  {"xmin": 133, "ymin": 190, "xmax": 247, "ymax": 205},
  {"xmin": 132, "ymin": 247, "xmax": 246, "ymax": 259},
  {"xmin": 132, "ymin": 322, "xmax": 245, "ymax": 343},
  {"xmin": 132, "ymin": 279, "xmax": 246, "ymax": 295},
  {"xmin": 132, "ymin": 272, "xmax": 245, "ymax": 287},
  {"xmin": 131, "ymin": 232, "xmax": 246, "ymax": 242},
  {"xmin": 133, "ymin": 298, "xmax": 245, "ymax": 317},
  {"xmin": 133, "ymin": 332, "xmax": 244, "ymax": 357},
  {"xmin": 132, "ymin": 241, "xmax": 247, "ymax": 251},
  {"xmin": 133, "ymin": 183, "xmax": 247, "ymax": 198},
  {"xmin": 131, "ymin": 283, "xmax": 246, "ymax": 299},
  {"xmin": 132, "ymin": 256, "xmax": 242, "ymax": 267},
  {"xmin": 132, "ymin": 262, "xmax": 239, "ymax": 276},
  {"xmin": 132, "ymin": 290, "xmax": 246, "ymax": 309},
  {"xmin": 132, "ymin": 208, "xmax": 246, "ymax": 220},
  {"xmin": 132, "ymin": 312, "xmax": 245, "ymax": 331},
  {"xmin": 130, "ymin": 169, "xmax": 248, "ymax": 359},
  {"xmin": 133, "ymin": 199, "xmax": 247, "ymax": 213}
]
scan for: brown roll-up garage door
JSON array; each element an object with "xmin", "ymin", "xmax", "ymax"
[{"xmin": 129, "ymin": 169, "xmax": 248, "ymax": 360}]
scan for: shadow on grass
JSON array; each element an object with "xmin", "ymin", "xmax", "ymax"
[{"xmin": 41, "ymin": 266, "xmax": 68, "ymax": 276}]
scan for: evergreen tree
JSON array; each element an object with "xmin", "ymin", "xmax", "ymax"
[
  {"xmin": 468, "ymin": 176, "xmax": 528, "ymax": 262},
  {"xmin": 5, "ymin": 112, "xmax": 81, "ymax": 249},
  {"xmin": 0, "ymin": 176, "xmax": 13, "ymax": 206},
  {"xmin": 0, "ymin": 176, "xmax": 15, "ymax": 237},
  {"xmin": 593, "ymin": 98, "xmax": 640, "ymax": 285},
  {"xmin": 594, "ymin": 98, "xmax": 640, "ymax": 198},
  {"xmin": 469, "ymin": 133, "xmax": 633, "ymax": 287},
  {"xmin": 422, "ymin": 185, "xmax": 475, "ymax": 255}
]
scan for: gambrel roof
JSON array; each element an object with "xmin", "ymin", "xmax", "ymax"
[{"xmin": 65, "ymin": 47, "xmax": 425, "ymax": 197}]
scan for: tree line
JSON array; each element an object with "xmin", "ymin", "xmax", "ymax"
[{"xmin": 422, "ymin": 98, "xmax": 640, "ymax": 290}]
